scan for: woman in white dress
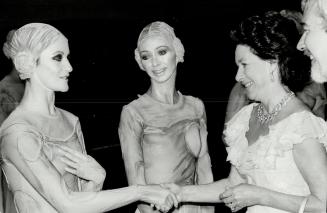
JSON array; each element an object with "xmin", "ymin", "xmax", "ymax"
[{"xmin": 164, "ymin": 11, "xmax": 327, "ymax": 213}]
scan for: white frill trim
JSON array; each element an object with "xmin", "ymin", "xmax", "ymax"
[{"xmin": 224, "ymin": 104, "xmax": 327, "ymax": 170}]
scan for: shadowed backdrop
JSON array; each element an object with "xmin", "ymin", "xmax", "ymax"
[{"xmin": 0, "ymin": 0, "xmax": 301, "ymax": 212}]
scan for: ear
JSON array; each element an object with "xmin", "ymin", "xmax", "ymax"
[
  {"xmin": 13, "ymin": 51, "xmax": 37, "ymax": 79},
  {"xmin": 134, "ymin": 48, "xmax": 145, "ymax": 71},
  {"xmin": 268, "ymin": 60, "xmax": 279, "ymax": 81}
]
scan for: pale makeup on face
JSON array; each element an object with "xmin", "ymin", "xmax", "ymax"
[
  {"xmin": 34, "ymin": 35, "xmax": 73, "ymax": 92},
  {"xmin": 138, "ymin": 35, "xmax": 177, "ymax": 84}
]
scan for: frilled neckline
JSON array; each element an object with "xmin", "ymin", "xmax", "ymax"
[
  {"xmin": 242, "ymin": 103, "xmax": 316, "ymax": 148},
  {"xmin": 224, "ymin": 103, "xmax": 327, "ymax": 170}
]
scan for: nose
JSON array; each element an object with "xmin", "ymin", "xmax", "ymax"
[
  {"xmin": 65, "ymin": 59, "xmax": 73, "ymax": 73},
  {"xmin": 235, "ymin": 67, "xmax": 243, "ymax": 82},
  {"xmin": 151, "ymin": 55, "xmax": 159, "ymax": 67},
  {"xmin": 297, "ymin": 34, "xmax": 306, "ymax": 51}
]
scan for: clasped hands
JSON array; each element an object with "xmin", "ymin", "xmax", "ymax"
[
  {"xmin": 156, "ymin": 183, "xmax": 261, "ymax": 213},
  {"xmin": 55, "ymin": 145, "xmax": 260, "ymax": 212},
  {"xmin": 219, "ymin": 183, "xmax": 261, "ymax": 212}
]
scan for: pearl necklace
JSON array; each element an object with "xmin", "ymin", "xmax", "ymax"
[{"xmin": 256, "ymin": 91, "xmax": 295, "ymax": 125}]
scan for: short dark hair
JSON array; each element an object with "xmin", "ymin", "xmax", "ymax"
[{"xmin": 231, "ymin": 11, "xmax": 311, "ymax": 92}]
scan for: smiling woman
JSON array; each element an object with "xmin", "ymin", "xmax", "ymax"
[{"xmin": 119, "ymin": 21, "xmax": 214, "ymax": 213}]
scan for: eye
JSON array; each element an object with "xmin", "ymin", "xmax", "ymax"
[
  {"xmin": 52, "ymin": 54, "xmax": 63, "ymax": 62},
  {"xmin": 158, "ymin": 49, "xmax": 167, "ymax": 55},
  {"xmin": 141, "ymin": 54, "xmax": 149, "ymax": 60},
  {"xmin": 241, "ymin": 63, "xmax": 248, "ymax": 67}
]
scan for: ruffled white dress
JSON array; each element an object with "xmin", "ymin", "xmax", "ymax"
[{"xmin": 224, "ymin": 103, "xmax": 327, "ymax": 213}]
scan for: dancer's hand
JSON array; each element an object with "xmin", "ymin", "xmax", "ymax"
[
  {"xmin": 58, "ymin": 145, "xmax": 106, "ymax": 184},
  {"xmin": 160, "ymin": 183, "xmax": 182, "ymax": 202},
  {"xmin": 138, "ymin": 184, "xmax": 178, "ymax": 212}
]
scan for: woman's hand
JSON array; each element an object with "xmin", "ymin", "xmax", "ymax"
[
  {"xmin": 58, "ymin": 145, "xmax": 106, "ymax": 184},
  {"xmin": 219, "ymin": 183, "xmax": 262, "ymax": 212},
  {"xmin": 160, "ymin": 183, "xmax": 182, "ymax": 202},
  {"xmin": 138, "ymin": 184, "xmax": 179, "ymax": 212}
]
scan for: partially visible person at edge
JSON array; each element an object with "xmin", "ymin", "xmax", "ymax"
[
  {"xmin": 224, "ymin": 10, "xmax": 327, "ymax": 124},
  {"xmin": 0, "ymin": 29, "xmax": 23, "ymax": 213},
  {"xmin": 162, "ymin": 11, "xmax": 327, "ymax": 213},
  {"xmin": 118, "ymin": 21, "xmax": 214, "ymax": 213},
  {"xmin": 0, "ymin": 23, "xmax": 178, "ymax": 213},
  {"xmin": 297, "ymin": 0, "xmax": 327, "ymax": 85}
]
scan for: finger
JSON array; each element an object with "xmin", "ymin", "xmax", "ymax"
[
  {"xmin": 58, "ymin": 149, "xmax": 81, "ymax": 163},
  {"xmin": 61, "ymin": 156, "xmax": 79, "ymax": 168},
  {"xmin": 169, "ymin": 193, "xmax": 179, "ymax": 208},
  {"xmin": 150, "ymin": 203, "xmax": 154, "ymax": 208},
  {"xmin": 59, "ymin": 146, "xmax": 86, "ymax": 160},
  {"xmin": 220, "ymin": 189, "xmax": 233, "ymax": 199},
  {"xmin": 221, "ymin": 196, "xmax": 235, "ymax": 204},
  {"xmin": 166, "ymin": 195, "xmax": 173, "ymax": 207},
  {"xmin": 64, "ymin": 166, "xmax": 77, "ymax": 175}
]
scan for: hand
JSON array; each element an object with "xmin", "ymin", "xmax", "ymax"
[
  {"xmin": 58, "ymin": 145, "xmax": 106, "ymax": 184},
  {"xmin": 219, "ymin": 183, "xmax": 262, "ymax": 212},
  {"xmin": 138, "ymin": 184, "xmax": 178, "ymax": 212},
  {"xmin": 160, "ymin": 183, "xmax": 182, "ymax": 202}
]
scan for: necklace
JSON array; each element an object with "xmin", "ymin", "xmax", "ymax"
[{"xmin": 256, "ymin": 91, "xmax": 295, "ymax": 125}]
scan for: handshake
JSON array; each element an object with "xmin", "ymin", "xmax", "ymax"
[
  {"xmin": 136, "ymin": 183, "xmax": 184, "ymax": 213},
  {"xmin": 137, "ymin": 182, "xmax": 256, "ymax": 213}
]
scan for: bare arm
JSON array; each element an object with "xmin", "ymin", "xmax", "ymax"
[
  {"xmin": 163, "ymin": 166, "xmax": 245, "ymax": 204},
  {"xmin": 118, "ymin": 106, "xmax": 154, "ymax": 213},
  {"xmin": 1, "ymin": 131, "xmax": 176, "ymax": 213},
  {"xmin": 261, "ymin": 138, "xmax": 327, "ymax": 212}
]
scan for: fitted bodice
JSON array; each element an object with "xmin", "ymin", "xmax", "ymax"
[{"xmin": 0, "ymin": 107, "xmax": 86, "ymax": 213}]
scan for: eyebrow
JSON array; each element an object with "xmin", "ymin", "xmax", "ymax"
[
  {"xmin": 52, "ymin": 51, "xmax": 64, "ymax": 55},
  {"xmin": 140, "ymin": 45, "xmax": 169, "ymax": 53}
]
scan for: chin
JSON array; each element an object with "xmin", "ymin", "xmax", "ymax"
[
  {"xmin": 57, "ymin": 86, "xmax": 69, "ymax": 92},
  {"xmin": 311, "ymin": 63, "xmax": 327, "ymax": 83}
]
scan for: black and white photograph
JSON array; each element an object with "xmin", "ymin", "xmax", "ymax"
[{"xmin": 0, "ymin": 0, "xmax": 327, "ymax": 212}]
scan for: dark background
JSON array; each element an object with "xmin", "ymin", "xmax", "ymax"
[{"xmin": 0, "ymin": 0, "xmax": 301, "ymax": 212}]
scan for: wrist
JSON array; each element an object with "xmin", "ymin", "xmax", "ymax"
[
  {"xmin": 135, "ymin": 184, "xmax": 148, "ymax": 201},
  {"xmin": 179, "ymin": 186, "xmax": 190, "ymax": 202},
  {"xmin": 255, "ymin": 187, "xmax": 266, "ymax": 206}
]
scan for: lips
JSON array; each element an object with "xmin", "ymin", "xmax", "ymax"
[
  {"xmin": 152, "ymin": 68, "xmax": 166, "ymax": 75},
  {"xmin": 243, "ymin": 81, "xmax": 254, "ymax": 88},
  {"xmin": 60, "ymin": 75, "xmax": 69, "ymax": 80}
]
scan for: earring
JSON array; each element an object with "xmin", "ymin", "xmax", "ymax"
[{"xmin": 270, "ymin": 72, "xmax": 274, "ymax": 82}]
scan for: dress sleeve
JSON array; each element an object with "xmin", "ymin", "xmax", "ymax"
[
  {"xmin": 118, "ymin": 106, "xmax": 146, "ymax": 185},
  {"xmin": 223, "ymin": 104, "xmax": 254, "ymax": 167},
  {"xmin": 278, "ymin": 111, "xmax": 327, "ymax": 151}
]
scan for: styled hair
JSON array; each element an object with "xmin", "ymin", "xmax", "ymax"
[
  {"xmin": 134, "ymin": 21, "xmax": 184, "ymax": 70},
  {"xmin": 231, "ymin": 11, "xmax": 311, "ymax": 92},
  {"xmin": 2, "ymin": 23, "xmax": 63, "ymax": 79}
]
